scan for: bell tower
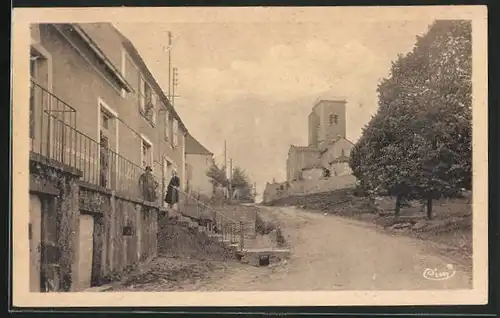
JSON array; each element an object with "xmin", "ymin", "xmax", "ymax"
[{"xmin": 309, "ymin": 99, "xmax": 347, "ymax": 150}]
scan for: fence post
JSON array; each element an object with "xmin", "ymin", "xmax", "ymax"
[{"xmin": 239, "ymin": 221, "xmax": 244, "ymax": 251}]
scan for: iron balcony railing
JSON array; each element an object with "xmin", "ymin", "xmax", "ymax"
[
  {"xmin": 29, "ymin": 80, "xmax": 157, "ymax": 199},
  {"xmin": 29, "ymin": 80, "xmax": 246, "ymax": 249},
  {"xmin": 29, "ymin": 79, "xmax": 77, "ymax": 162}
]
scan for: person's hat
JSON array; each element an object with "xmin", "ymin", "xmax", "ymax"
[{"xmin": 145, "ymin": 166, "xmax": 153, "ymax": 172}]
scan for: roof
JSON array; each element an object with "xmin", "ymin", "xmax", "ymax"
[
  {"xmin": 312, "ymin": 98, "xmax": 348, "ymax": 112},
  {"xmin": 185, "ymin": 133, "xmax": 213, "ymax": 155},
  {"xmin": 330, "ymin": 155, "xmax": 350, "ymax": 164},
  {"xmin": 110, "ymin": 25, "xmax": 188, "ymax": 133},
  {"xmin": 54, "ymin": 24, "xmax": 134, "ymax": 93},
  {"xmin": 289, "ymin": 145, "xmax": 321, "ymax": 152},
  {"xmin": 320, "ymin": 137, "xmax": 355, "ymax": 154}
]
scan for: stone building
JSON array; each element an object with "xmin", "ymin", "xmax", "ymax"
[
  {"xmin": 286, "ymin": 99, "xmax": 354, "ymax": 182},
  {"xmin": 28, "ymin": 23, "xmax": 188, "ymax": 292}
]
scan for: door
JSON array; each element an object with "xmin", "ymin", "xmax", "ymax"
[
  {"xmin": 78, "ymin": 214, "xmax": 94, "ymax": 289},
  {"xmin": 99, "ymin": 105, "xmax": 117, "ymax": 190},
  {"xmin": 90, "ymin": 214, "xmax": 103, "ymax": 287},
  {"xmin": 29, "ymin": 194, "xmax": 42, "ymax": 292}
]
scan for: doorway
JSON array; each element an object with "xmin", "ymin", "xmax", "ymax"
[
  {"xmin": 77, "ymin": 213, "xmax": 94, "ymax": 289},
  {"xmin": 90, "ymin": 214, "xmax": 104, "ymax": 287},
  {"xmin": 29, "ymin": 194, "xmax": 42, "ymax": 292},
  {"xmin": 98, "ymin": 101, "xmax": 118, "ymax": 190}
]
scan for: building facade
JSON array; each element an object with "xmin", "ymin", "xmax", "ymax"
[
  {"xmin": 185, "ymin": 133, "xmax": 214, "ymax": 199},
  {"xmin": 286, "ymin": 99, "xmax": 354, "ymax": 182},
  {"xmin": 286, "ymin": 146, "xmax": 321, "ymax": 182},
  {"xmin": 28, "ymin": 23, "xmax": 188, "ymax": 292}
]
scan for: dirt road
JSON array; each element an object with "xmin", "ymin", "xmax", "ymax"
[
  {"xmin": 193, "ymin": 206, "xmax": 472, "ymax": 291},
  {"xmin": 110, "ymin": 206, "xmax": 472, "ymax": 292}
]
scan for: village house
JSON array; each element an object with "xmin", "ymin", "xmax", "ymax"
[
  {"xmin": 29, "ymin": 23, "xmax": 188, "ymax": 292},
  {"xmin": 184, "ymin": 133, "xmax": 215, "ymax": 200}
]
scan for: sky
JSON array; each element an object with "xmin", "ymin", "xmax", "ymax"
[{"xmin": 114, "ymin": 19, "xmax": 434, "ymax": 199}]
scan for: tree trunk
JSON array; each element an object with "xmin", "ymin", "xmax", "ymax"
[
  {"xmin": 426, "ymin": 198, "xmax": 433, "ymax": 220},
  {"xmin": 395, "ymin": 195, "xmax": 401, "ymax": 217}
]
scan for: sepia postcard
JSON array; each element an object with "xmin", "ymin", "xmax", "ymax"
[{"xmin": 11, "ymin": 5, "xmax": 488, "ymax": 308}]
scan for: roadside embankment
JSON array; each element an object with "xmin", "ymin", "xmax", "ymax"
[{"xmin": 266, "ymin": 189, "xmax": 472, "ymax": 268}]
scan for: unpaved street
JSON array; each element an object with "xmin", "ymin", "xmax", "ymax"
[
  {"xmin": 110, "ymin": 206, "xmax": 472, "ymax": 292},
  {"xmin": 193, "ymin": 206, "xmax": 472, "ymax": 291}
]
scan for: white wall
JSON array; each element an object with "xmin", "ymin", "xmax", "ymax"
[{"xmin": 186, "ymin": 153, "xmax": 213, "ymax": 197}]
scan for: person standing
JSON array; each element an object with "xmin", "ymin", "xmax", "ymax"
[
  {"xmin": 138, "ymin": 166, "xmax": 158, "ymax": 202},
  {"xmin": 165, "ymin": 169, "xmax": 180, "ymax": 210}
]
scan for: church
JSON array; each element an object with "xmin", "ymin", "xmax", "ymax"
[{"xmin": 286, "ymin": 99, "xmax": 354, "ymax": 182}]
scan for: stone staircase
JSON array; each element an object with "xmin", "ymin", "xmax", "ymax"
[{"xmin": 172, "ymin": 192, "xmax": 291, "ymax": 266}]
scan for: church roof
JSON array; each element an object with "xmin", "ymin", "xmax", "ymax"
[
  {"xmin": 320, "ymin": 137, "xmax": 355, "ymax": 154},
  {"xmin": 330, "ymin": 155, "xmax": 350, "ymax": 164},
  {"xmin": 289, "ymin": 145, "xmax": 321, "ymax": 152},
  {"xmin": 185, "ymin": 133, "xmax": 213, "ymax": 155}
]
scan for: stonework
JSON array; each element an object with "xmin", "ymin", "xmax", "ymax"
[{"xmin": 286, "ymin": 99, "xmax": 355, "ymax": 184}]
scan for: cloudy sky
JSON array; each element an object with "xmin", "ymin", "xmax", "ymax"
[{"xmin": 114, "ymin": 18, "xmax": 434, "ymax": 197}]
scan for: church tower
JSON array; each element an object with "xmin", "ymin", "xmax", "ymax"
[{"xmin": 308, "ymin": 99, "xmax": 347, "ymax": 150}]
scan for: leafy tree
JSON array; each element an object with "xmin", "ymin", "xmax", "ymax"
[
  {"xmin": 206, "ymin": 161, "xmax": 229, "ymax": 188},
  {"xmin": 230, "ymin": 166, "xmax": 255, "ymax": 202},
  {"xmin": 349, "ymin": 20, "xmax": 472, "ymax": 219}
]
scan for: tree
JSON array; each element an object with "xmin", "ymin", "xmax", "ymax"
[
  {"xmin": 230, "ymin": 166, "xmax": 255, "ymax": 202},
  {"xmin": 349, "ymin": 20, "xmax": 472, "ymax": 219},
  {"xmin": 206, "ymin": 161, "xmax": 229, "ymax": 188}
]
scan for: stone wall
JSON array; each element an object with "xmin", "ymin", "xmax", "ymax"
[
  {"xmin": 287, "ymin": 175, "xmax": 357, "ymax": 195},
  {"xmin": 77, "ymin": 183, "xmax": 159, "ymax": 289},
  {"xmin": 263, "ymin": 175, "xmax": 358, "ymax": 204},
  {"xmin": 29, "ymin": 153, "xmax": 160, "ymax": 292}
]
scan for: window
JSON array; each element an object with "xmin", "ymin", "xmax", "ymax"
[
  {"xmin": 164, "ymin": 110, "xmax": 171, "ymax": 140},
  {"xmin": 149, "ymin": 92, "xmax": 157, "ymax": 125},
  {"xmin": 138, "ymin": 77, "xmax": 146, "ymax": 113},
  {"xmin": 329, "ymin": 114, "xmax": 334, "ymax": 125},
  {"xmin": 101, "ymin": 111, "xmax": 110, "ymax": 130},
  {"xmin": 141, "ymin": 136, "xmax": 153, "ymax": 168},
  {"xmin": 334, "ymin": 114, "xmax": 339, "ymax": 124},
  {"xmin": 138, "ymin": 76, "xmax": 156, "ymax": 126},
  {"xmin": 341, "ymin": 149, "xmax": 345, "ymax": 157},
  {"xmin": 173, "ymin": 119, "xmax": 179, "ymax": 147}
]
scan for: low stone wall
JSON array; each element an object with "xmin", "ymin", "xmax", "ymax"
[
  {"xmin": 287, "ymin": 175, "xmax": 357, "ymax": 195},
  {"xmin": 29, "ymin": 153, "xmax": 161, "ymax": 292},
  {"xmin": 78, "ymin": 183, "xmax": 159, "ymax": 288},
  {"xmin": 263, "ymin": 175, "xmax": 357, "ymax": 203}
]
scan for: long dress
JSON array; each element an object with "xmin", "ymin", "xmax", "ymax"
[{"xmin": 165, "ymin": 175, "xmax": 180, "ymax": 204}]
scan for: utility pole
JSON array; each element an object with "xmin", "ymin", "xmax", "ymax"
[
  {"xmin": 172, "ymin": 67, "xmax": 179, "ymax": 107},
  {"xmin": 167, "ymin": 31, "xmax": 172, "ymax": 101},
  {"xmin": 229, "ymin": 158, "xmax": 233, "ymax": 198},
  {"xmin": 224, "ymin": 140, "xmax": 227, "ymax": 177}
]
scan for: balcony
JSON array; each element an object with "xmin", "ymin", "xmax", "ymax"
[{"xmin": 29, "ymin": 79, "xmax": 152, "ymax": 200}]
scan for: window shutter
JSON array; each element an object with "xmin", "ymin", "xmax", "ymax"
[
  {"xmin": 138, "ymin": 77, "xmax": 145, "ymax": 113},
  {"xmin": 166, "ymin": 114, "xmax": 170, "ymax": 140},
  {"xmin": 173, "ymin": 119, "xmax": 178, "ymax": 147}
]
